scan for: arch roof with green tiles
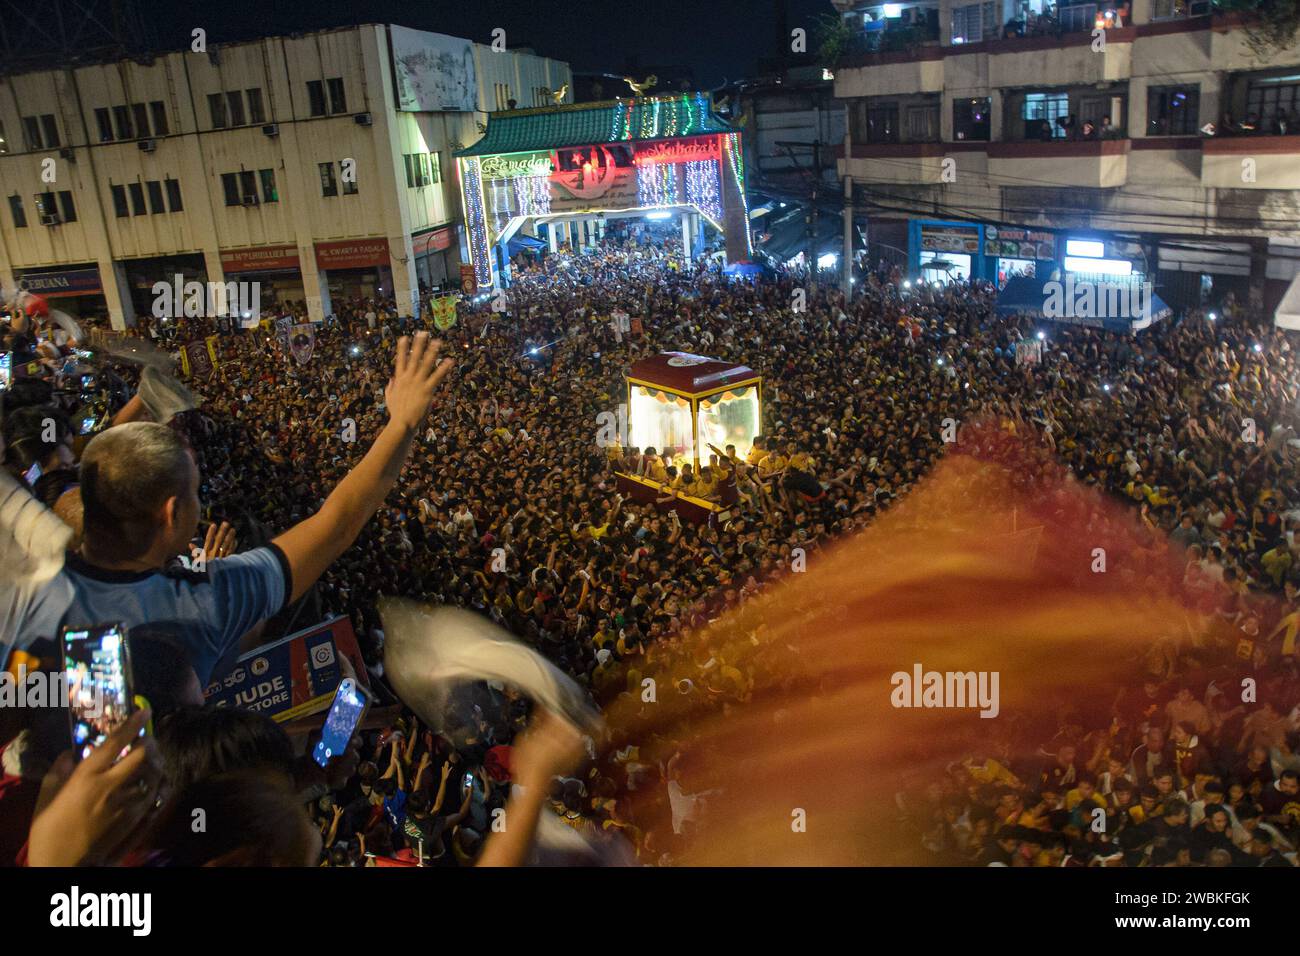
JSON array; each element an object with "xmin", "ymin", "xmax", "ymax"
[{"xmin": 454, "ymin": 93, "xmax": 739, "ymax": 158}]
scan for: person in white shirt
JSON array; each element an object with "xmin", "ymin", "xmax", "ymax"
[{"xmin": 452, "ymin": 503, "xmax": 477, "ymax": 538}]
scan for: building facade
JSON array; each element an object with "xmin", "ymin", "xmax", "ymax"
[
  {"xmin": 728, "ymin": 65, "xmax": 846, "ymax": 266},
  {"xmin": 0, "ymin": 23, "xmax": 571, "ymax": 327},
  {"xmin": 832, "ymin": 0, "xmax": 1300, "ymax": 311}
]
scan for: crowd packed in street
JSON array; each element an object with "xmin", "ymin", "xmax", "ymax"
[{"xmin": 2, "ymin": 232, "xmax": 1298, "ymax": 866}]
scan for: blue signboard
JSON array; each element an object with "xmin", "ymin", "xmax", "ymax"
[
  {"xmin": 203, "ymin": 617, "xmax": 364, "ymax": 722},
  {"xmin": 16, "ymin": 267, "xmax": 103, "ymax": 297}
]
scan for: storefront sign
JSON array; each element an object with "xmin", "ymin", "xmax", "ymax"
[
  {"xmin": 315, "ymin": 238, "xmax": 391, "ymax": 271},
  {"xmin": 203, "ymin": 617, "xmax": 367, "ymax": 723},
  {"xmin": 220, "ymin": 245, "xmax": 301, "ymax": 274},
  {"xmin": 414, "ymin": 226, "xmax": 453, "ymax": 254},
  {"xmin": 986, "ymin": 226, "xmax": 1055, "ymax": 261},
  {"xmin": 16, "ymin": 267, "xmax": 102, "ymax": 297},
  {"xmin": 920, "ymin": 227, "xmax": 980, "ymax": 255},
  {"xmin": 633, "ymin": 135, "xmax": 720, "ymax": 165},
  {"xmin": 480, "ymin": 151, "xmax": 554, "ymax": 179}
]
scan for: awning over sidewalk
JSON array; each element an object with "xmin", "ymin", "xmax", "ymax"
[{"xmin": 996, "ymin": 276, "xmax": 1171, "ymax": 332}]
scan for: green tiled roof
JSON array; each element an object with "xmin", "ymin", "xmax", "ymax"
[{"xmin": 455, "ymin": 93, "xmax": 739, "ymax": 157}]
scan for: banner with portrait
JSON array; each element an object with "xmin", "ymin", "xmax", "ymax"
[
  {"xmin": 431, "ymin": 294, "xmax": 459, "ymax": 331},
  {"xmin": 179, "ymin": 337, "xmax": 218, "ymax": 378},
  {"xmin": 1015, "ymin": 340, "xmax": 1042, "ymax": 366},
  {"xmin": 290, "ymin": 323, "xmax": 316, "ymax": 365}
]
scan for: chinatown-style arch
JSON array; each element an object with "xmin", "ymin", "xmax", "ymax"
[{"xmin": 454, "ymin": 92, "xmax": 752, "ymax": 290}]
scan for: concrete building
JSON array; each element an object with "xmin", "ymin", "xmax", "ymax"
[
  {"xmin": 831, "ymin": 0, "xmax": 1300, "ymax": 311},
  {"xmin": 728, "ymin": 64, "xmax": 846, "ymax": 267},
  {"xmin": 0, "ymin": 23, "xmax": 571, "ymax": 327}
]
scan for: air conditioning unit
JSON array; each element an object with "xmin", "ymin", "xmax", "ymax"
[
  {"xmin": 242, "ymin": 195, "xmax": 259, "ymax": 206},
  {"xmin": 40, "ymin": 213, "xmax": 62, "ymax": 226},
  {"xmin": 138, "ymin": 139, "xmax": 156, "ymax": 152},
  {"xmin": 59, "ymin": 147, "xmax": 75, "ymax": 162},
  {"xmin": 354, "ymin": 112, "xmax": 373, "ymax": 127},
  {"xmin": 262, "ymin": 123, "xmax": 279, "ymax": 137}
]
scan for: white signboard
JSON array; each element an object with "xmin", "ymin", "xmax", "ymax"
[{"xmin": 391, "ymin": 26, "xmax": 477, "ymax": 113}]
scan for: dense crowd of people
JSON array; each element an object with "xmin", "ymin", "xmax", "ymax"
[{"xmin": 2, "ymin": 228, "xmax": 1298, "ymax": 866}]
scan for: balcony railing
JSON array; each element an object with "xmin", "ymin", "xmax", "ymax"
[{"xmin": 843, "ymin": 22, "xmax": 941, "ymax": 59}]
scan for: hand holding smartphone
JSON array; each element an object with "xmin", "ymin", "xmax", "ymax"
[
  {"xmin": 62, "ymin": 623, "xmax": 140, "ymax": 762},
  {"xmin": 313, "ymin": 678, "xmax": 372, "ymax": 767}
]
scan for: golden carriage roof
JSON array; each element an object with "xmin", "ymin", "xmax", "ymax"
[{"xmin": 628, "ymin": 352, "xmax": 758, "ymax": 396}]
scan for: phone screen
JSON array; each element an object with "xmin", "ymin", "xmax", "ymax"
[
  {"xmin": 313, "ymin": 678, "xmax": 370, "ymax": 767},
  {"xmin": 62, "ymin": 624, "xmax": 134, "ymax": 761},
  {"xmin": 79, "ymin": 416, "xmax": 96, "ymax": 435},
  {"xmin": 0, "ymin": 352, "xmax": 10, "ymax": 390},
  {"xmin": 23, "ymin": 461, "xmax": 42, "ymax": 485}
]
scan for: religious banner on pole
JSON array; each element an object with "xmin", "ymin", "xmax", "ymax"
[
  {"xmin": 431, "ymin": 294, "xmax": 459, "ymax": 331},
  {"xmin": 180, "ymin": 339, "xmax": 217, "ymax": 378},
  {"xmin": 1015, "ymin": 340, "xmax": 1042, "ymax": 366},
  {"xmin": 460, "ymin": 263, "xmax": 478, "ymax": 296},
  {"xmin": 290, "ymin": 323, "xmax": 317, "ymax": 365}
]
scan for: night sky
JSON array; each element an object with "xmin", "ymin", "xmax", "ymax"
[{"xmin": 138, "ymin": 0, "xmax": 833, "ymax": 88}]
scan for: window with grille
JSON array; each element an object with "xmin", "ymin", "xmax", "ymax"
[
  {"xmin": 1246, "ymin": 79, "xmax": 1300, "ymax": 129},
  {"xmin": 39, "ymin": 115, "xmax": 60, "ymax": 148},
  {"xmin": 1147, "ymin": 86, "xmax": 1198, "ymax": 136},
  {"xmin": 227, "ymin": 92, "xmax": 246, "ymax": 127},
  {"xmin": 866, "ymin": 103, "xmax": 899, "ymax": 144},
  {"xmin": 1023, "ymin": 92, "xmax": 1070, "ymax": 139},
  {"xmin": 208, "ymin": 93, "xmax": 228, "ymax": 129},
  {"xmin": 907, "ymin": 105, "xmax": 939, "ymax": 142},
  {"xmin": 151, "ymin": 101, "xmax": 170, "ymax": 135},
  {"xmin": 319, "ymin": 162, "xmax": 338, "ymax": 197},
  {"xmin": 307, "ymin": 81, "xmax": 326, "ymax": 117},
  {"xmin": 327, "ymin": 78, "xmax": 347, "ymax": 114},
  {"xmin": 128, "ymin": 182, "xmax": 146, "ymax": 215},
  {"xmin": 247, "ymin": 89, "xmax": 265, "ymax": 125},
  {"xmin": 951, "ymin": 2, "xmax": 995, "ymax": 44},
  {"xmin": 954, "ymin": 97, "xmax": 990, "ymax": 141}
]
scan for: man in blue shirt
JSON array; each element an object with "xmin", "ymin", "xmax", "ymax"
[{"xmin": 12, "ymin": 333, "xmax": 454, "ymax": 684}]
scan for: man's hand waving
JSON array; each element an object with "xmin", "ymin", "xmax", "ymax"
[
  {"xmin": 385, "ymin": 333, "xmax": 455, "ymax": 432},
  {"xmin": 272, "ymin": 331, "xmax": 454, "ymax": 605}
]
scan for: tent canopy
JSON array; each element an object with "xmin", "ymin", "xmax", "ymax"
[
  {"xmin": 996, "ymin": 275, "xmax": 1171, "ymax": 332},
  {"xmin": 1275, "ymin": 273, "xmax": 1300, "ymax": 330},
  {"xmin": 507, "ymin": 234, "xmax": 546, "ymax": 255}
]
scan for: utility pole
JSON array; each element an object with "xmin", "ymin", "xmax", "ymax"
[
  {"xmin": 842, "ymin": 107, "xmax": 853, "ymax": 297},
  {"xmin": 809, "ymin": 139, "xmax": 820, "ymax": 282}
]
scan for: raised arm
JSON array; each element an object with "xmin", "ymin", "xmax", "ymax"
[
  {"xmin": 272, "ymin": 334, "xmax": 453, "ymax": 603},
  {"xmin": 477, "ymin": 710, "xmax": 584, "ymax": 867},
  {"xmin": 430, "ymin": 760, "xmax": 454, "ymax": 813}
]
